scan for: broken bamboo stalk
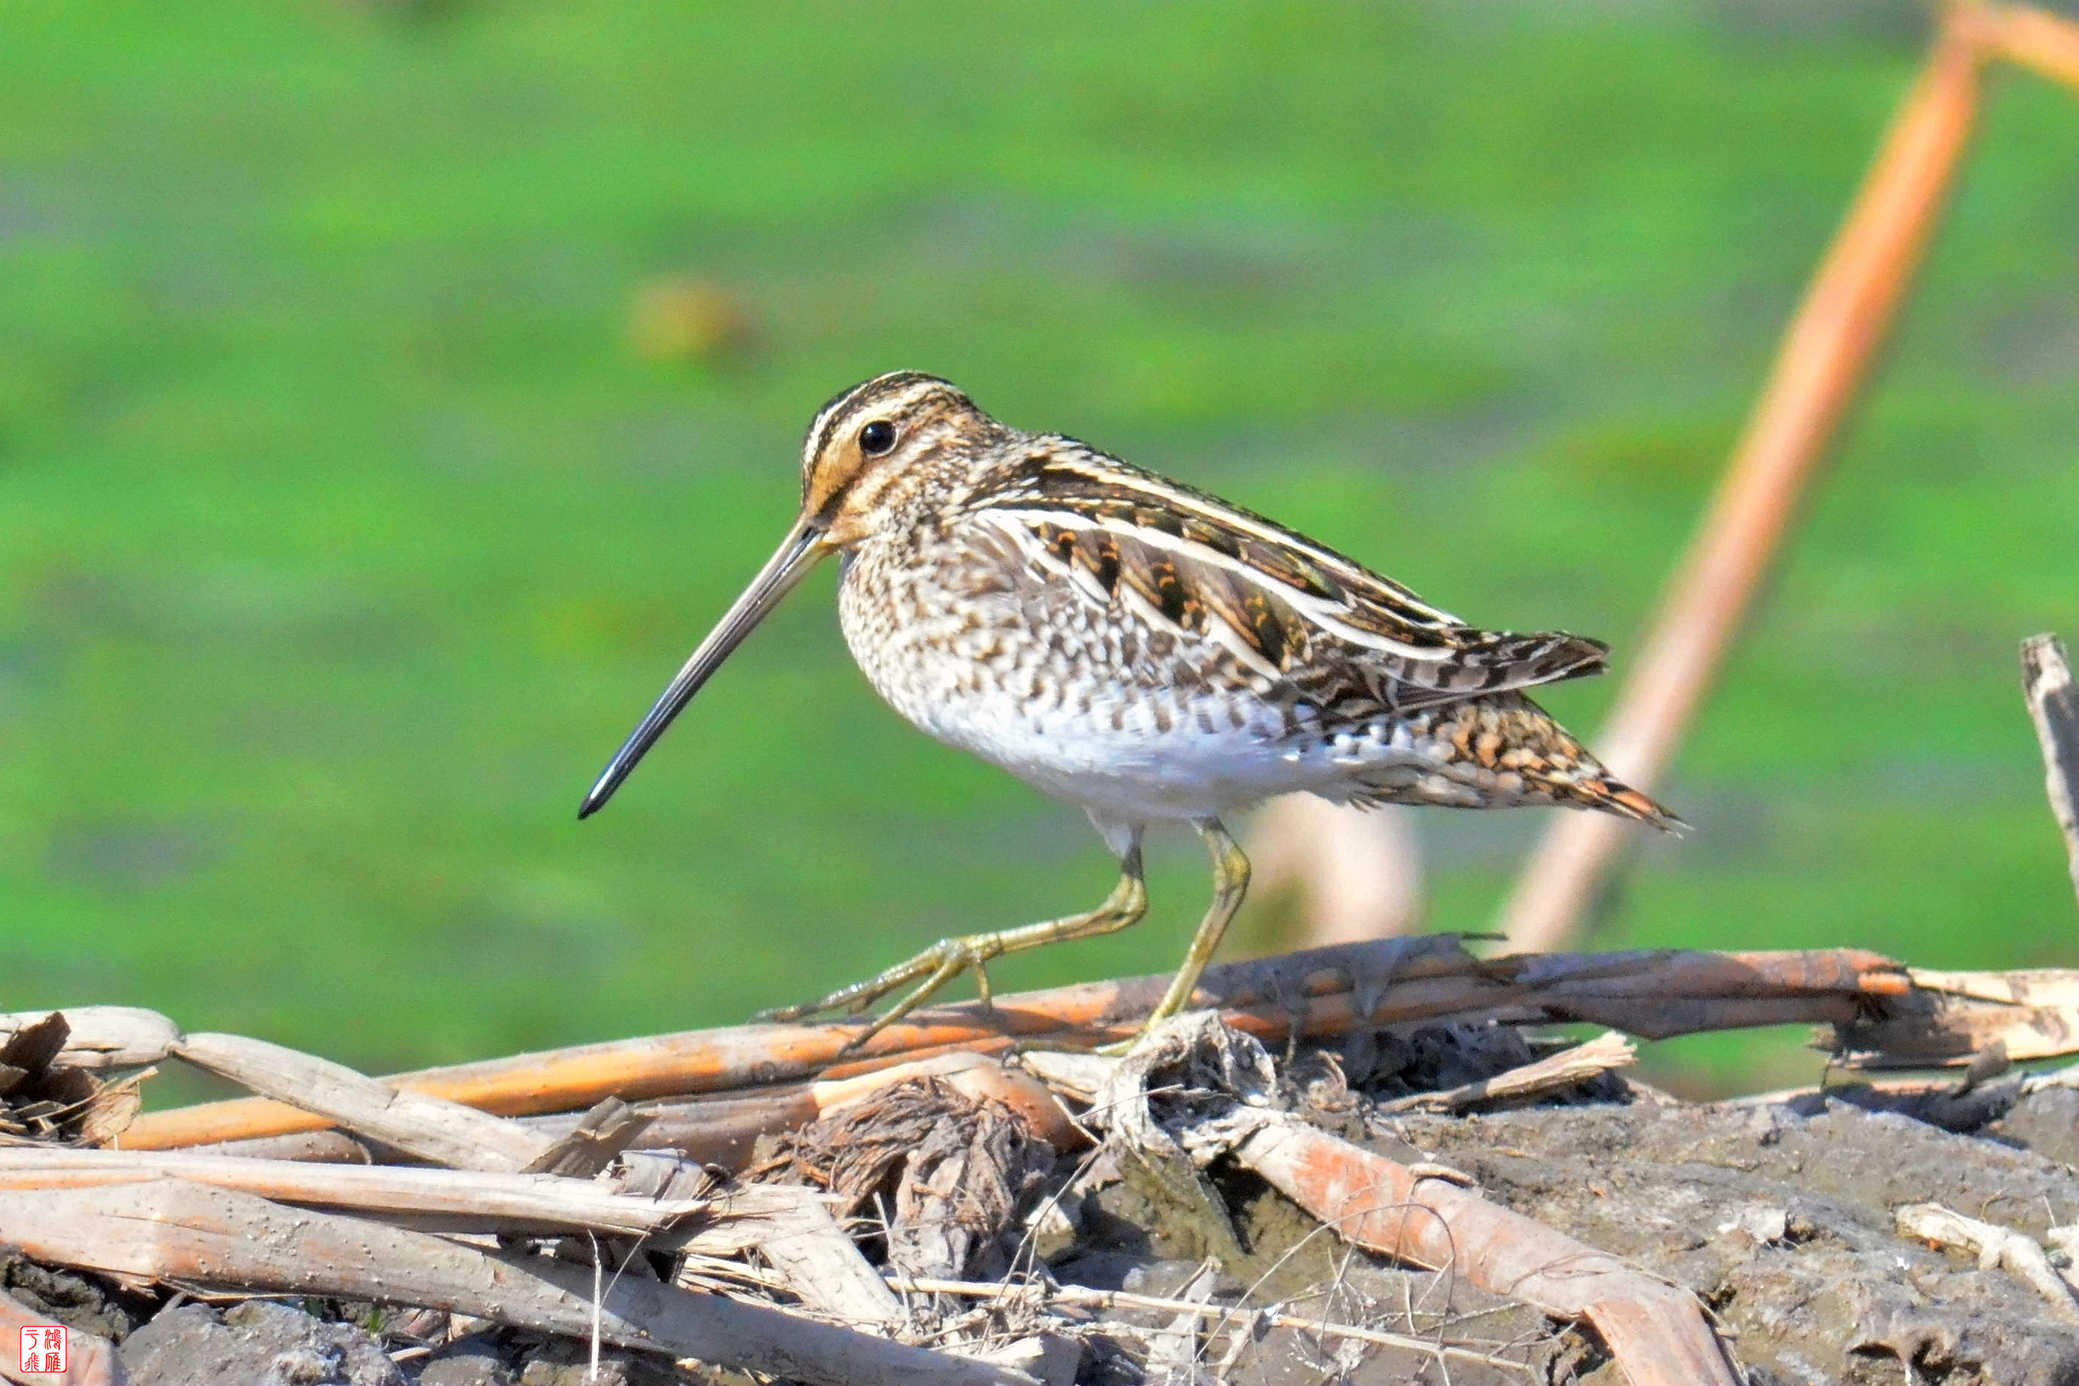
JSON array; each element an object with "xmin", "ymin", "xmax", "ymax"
[
  {"xmin": 0, "ymin": 1008, "xmax": 178, "ymax": 1072},
  {"xmin": 1830, "ymin": 965, "xmax": 2079, "ymax": 1068},
  {"xmin": 1498, "ymin": 7, "xmax": 1988, "ymax": 951},
  {"xmin": 0, "ymin": 1181, "xmax": 1038, "ymax": 1386},
  {"xmin": 171, "ymin": 1031, "xmax": 552, "ymax": 1171},
  {"xmin": 0, "ymin": 1146, "xmax": 726, "ymax": 1237}
]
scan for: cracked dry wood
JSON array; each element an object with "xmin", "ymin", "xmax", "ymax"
[
  {"xmin": 0, "ymin": 1147, "xmax": 717, "ymax": 1238},
  {"xmin": 170, "ymin": 1032, "xmax": 551, "ymax": 1172},
  {"xmin": 0, "ymin": 1181, "xmax": 1037, "ymax": 1386}
]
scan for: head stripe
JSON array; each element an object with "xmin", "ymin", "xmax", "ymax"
[{"xmin": 802, "ymin": 371, "xmax": 959, "ymax": 473}]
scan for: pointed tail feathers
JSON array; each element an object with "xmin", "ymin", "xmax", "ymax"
[{"xmin": 1571, "ymin": 773, "xmax": 1685, "ymax": 833}]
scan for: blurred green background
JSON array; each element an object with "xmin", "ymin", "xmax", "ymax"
[{"xmin": 5, "ymin": 2, "xmax": 2077, "ymax": 1091}]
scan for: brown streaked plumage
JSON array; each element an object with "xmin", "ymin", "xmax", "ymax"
[{"xmin": 582, "ymin": 371, "xmax": 1678, "ymax": 1049}]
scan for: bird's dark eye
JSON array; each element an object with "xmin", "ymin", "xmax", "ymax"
[{"xmin": 859, "ymin": 420, "xmax": 897, "ymax": 456}]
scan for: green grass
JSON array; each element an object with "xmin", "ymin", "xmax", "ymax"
[{"xmin": 3, "ymin": 2, "xmax": 2076, "ymax": 1082}]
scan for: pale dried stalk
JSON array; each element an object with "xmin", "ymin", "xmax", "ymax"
[
  {"xmin": 0, "ymin": 1181, "xmax": 1037, "ymax": 1386},
  {"xmin": 1895, "ymin": 1201, "xmax": 2079, "ymax": 1321},
  {"xmin": 522, "ymin": 1097, "xmax": 655, "ymax": 1176},
  {"xmin": 1378, "ymin": 1030, "xmax": 1636, "ymax": 1113},
  {"xmin": 0, "ymin": 1147, "xmax": 716, "ymax": 1237},
  {"xmin": 675, "ymin": 1190, "xmax": 904, "ymax": 1329},
  {"xmin": 0, "ymin": 1008, "xmax": 178, "ymax": 1071},
  {"xmin": 0, "ymin": 1147, "xmax": 906, "ymax": 1344},
  {"xmin": 172, "ymin": 1032, "xmax": 550, "ymax": 1171}
]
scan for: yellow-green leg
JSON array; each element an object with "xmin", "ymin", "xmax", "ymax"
[
  {"xmin": 755, "ymin": 837, "xmax": 1149, "ymax": 1051},
  {"xmin": 1148, "ymin": 817, "xmax": 1250, "ymax": 1025}
]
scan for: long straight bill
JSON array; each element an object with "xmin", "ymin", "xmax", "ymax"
[{"xmin": 579, "ymin": 520, "xmax": 827, "ymax": 818}]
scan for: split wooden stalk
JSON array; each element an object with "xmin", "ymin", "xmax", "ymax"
[
  {"xmin": 1499, "ymin": 9, "xmax": 1988, "ymax": 950},
  {"xmin": 171, "ymin": 1031, "xmax": 552, "ymax": 1171},
  {"xmin": 0, "ymin": 1182, "xmax": 1038, "ymax": 1386},
  {"xmin": 0, "ymin": 1007, "xmax": 180, "ymax": 1072},
  {"xmin": 1841, "ymin": 966, "xmax": 2079, "ymax": 1068},
  {"xmin": 0, "ymin": 1147, "xmax": 735, "ymax": 1238}
]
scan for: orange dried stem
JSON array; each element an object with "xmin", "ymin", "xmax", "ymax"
[
  {"xmin": 1969, "ymin": 3, "xmax": 2079, "ymax": 93},
  {"xmin": 126, "ymin": 940, "xmax": 1909, "ymax": 1151},
  {"xmin": 1500, "ymin": 16, "xmax": 1988, "ymax": 951}
]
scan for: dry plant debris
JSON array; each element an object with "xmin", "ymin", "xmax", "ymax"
[
  {"xmin": 86, "ymin": 939, "xmax": 2079, "ymax": 1155},
  {"xmin": 1501, "ymin": 5, "xmax": 2079, "ymax": 954},
  {"xmin": 1895, "ymin": 1201, "xmax": 2079, "ymax": 1323},
  {"xmin": 0, "ymin": 1015, "xmax": 145, "ymax": 1150},
  {"xmin": 753, "ymin": 1076, "xmax": 1057, "ymax": 1281},
  {"xmin": 7, "ymin": 929, "xmax": 2079, "ymax": 1382},
  {"xmin": 1030, "ymin": 1015, "xmax": 1738, "ymax": 1386}
]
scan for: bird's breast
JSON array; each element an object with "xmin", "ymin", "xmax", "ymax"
[{"xmin": 833, "ymin": 537, "xmax": 1381, "ymax": 819}]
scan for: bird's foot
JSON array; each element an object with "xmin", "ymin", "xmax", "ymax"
[{"xmin": 751, "ymin": 932, "xmax": 1006, "ymax": 1054}]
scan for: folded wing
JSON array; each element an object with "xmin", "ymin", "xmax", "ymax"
[{"xmin": 969, "ymin": 444, "xmax": 1609, "ymax": 712}]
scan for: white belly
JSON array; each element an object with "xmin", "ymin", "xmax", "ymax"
[{"xmin": 836, "ymin": 563, "xmax": 1434, "ymax": 822}]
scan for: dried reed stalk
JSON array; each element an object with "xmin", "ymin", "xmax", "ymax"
[
  {"xmin": 123, "ymin": 940, "xmax": 1911, "ymax": 1149},
  {"xmin": 1499, "ymin": 9, "xmax": 1988, "ymax": 950},
  {"xmin": 0, "ymin": 1181, "xmax": 1037, "ymax": 1386}
]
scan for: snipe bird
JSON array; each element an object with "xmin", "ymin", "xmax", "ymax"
[{"xmin": 581, "ymin": 372, "xmax": 1677, "ymax": 1047}]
